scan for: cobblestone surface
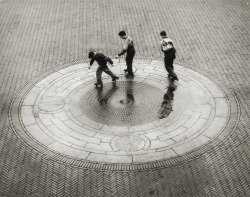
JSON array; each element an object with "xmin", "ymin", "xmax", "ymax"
[{"xmin": 1, "ymin": 0, "xmax": 250, "ymax": 196}]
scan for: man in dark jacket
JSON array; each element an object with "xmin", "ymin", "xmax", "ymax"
[
  {"xmin": 88, "ymin": 51, "xmax": 119, "ymax": 86},
  {"xmin": 116, "ymin": 31, "xmax": 135, "ymax": 78},
  {"xmin": 159, "ymin": 31, "xmax": 178, "ymax": 81}
]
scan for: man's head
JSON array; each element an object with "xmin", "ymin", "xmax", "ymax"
[
  {"xmin": 160, "ymin": 31, "xmax": 167, "ymax": 38},
  {"xmin": 118, "ymin": 31, "xmax": 127, "ymax": 39},
  {"xmin": 88, "ymin": 51, "xmax": 95, "ymax": 58}
]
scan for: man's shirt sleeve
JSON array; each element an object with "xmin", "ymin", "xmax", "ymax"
[
  {"xmin": 105, "ymin": 57, "xmax": 113, "ymax": 64},
  {"xmin": 123, "ymin": 39, "xmax": 129, "ymax": 50},
  {"xmin": 118, "ymin": 37, "xmax": 132, "ymax": 56},
  {"xmin": 159, "ymin": 40, "xmax": 164, "ymax": 51},
  {"xmin": 90, "ymin": 56, "xmax": 95, "ymax": 65}
]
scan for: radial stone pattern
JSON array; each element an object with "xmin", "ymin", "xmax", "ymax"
[{"xmin": 10, "ymin": 59, "xmax": 239, "ymax": 169}]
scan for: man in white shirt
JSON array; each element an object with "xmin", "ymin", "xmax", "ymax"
[
  {"xmin": 116, "ymin": 31, "xmax": 136, "ymax": 78},
  {"xmin": 159, "ymin": 31, "xmax": 178, "ymax": 81}
]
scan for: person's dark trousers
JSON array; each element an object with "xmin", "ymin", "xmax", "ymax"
[
  {"xmin": 96, "ymin": 65, "xmax": 117, "ymax": 83},
  {"xmin": 164, "ymin": 50, "xmax": 177, "ymax": 79},
  {"xmin": 125, "ymin": 51, "xmax": 135, "ymax": 76}
]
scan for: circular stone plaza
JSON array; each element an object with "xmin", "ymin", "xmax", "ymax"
[
  {"xmin": 11, "ymin": 60, "xmax": 238, "ymax": 168},
  {"xmin": 1, "ymin": 0, "xmax": 250, "ymax": 196}
]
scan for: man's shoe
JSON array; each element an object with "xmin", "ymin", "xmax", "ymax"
[
  {"xmin": 112, "ymin": 76, "xmax": 119, "ymax": 82},
  {"xmin": 171, "ymin": 76, "xmax": 178, "ymax": 81},
  {"xmin": 94, "ymin": 82, "xmax": 103, "ymax": 87},
  {"xmin": 126, "ymin": 73, "xmax": 134, "ymax": 78}
]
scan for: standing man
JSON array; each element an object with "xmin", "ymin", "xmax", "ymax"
[
  {"xmin": 88, "ymin": 51, "xmax": 119, "ymax": 86},
  {"xmin": 159, "ymin": 31, "xmax": 178, "ymax": 81},
  {"xmin": 116, "ymin": 31, "xmax": 135, "ymax": 78}
]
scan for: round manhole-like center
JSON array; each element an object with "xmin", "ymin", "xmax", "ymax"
[
  {"xmin": 79, "ymin": 81, "xmax": 164, "ymax": 126},
  {"xmin": 120, "ymin": 98, "xmax": 132, "ymax": 105}
]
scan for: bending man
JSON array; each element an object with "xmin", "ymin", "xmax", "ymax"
[{"xmin": 89, "ymin": 51, "xmax": 119, "ymax": 86}]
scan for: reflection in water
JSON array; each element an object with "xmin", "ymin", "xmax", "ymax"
[
  {"xmin": 124, "ymin": 81, "xmax": 135, "ymax": 118},
  {"xmin": 95, "ymin": 83, "xmax": 119, "ymax": 124},
  {"xmin": 159, "ymin": 80, "xmax": 178, "ymax": 119},
  {"xmin": 96, "ymin": 83, "xmax": 118, "ymax": 105},
  {"xmin": 82, "ymin": 81, "xmax": 167, "ymax": 126},
  {"xmin": 95, "ymin": 81, "xmax": 136, "ymax": 124},
  {"xmin": 91, "ymin": 80, "xmax": 178, "ymax": 124},
  {"xmin": 117, "ymin": 81, "xmax": 135, "ymax": 120},
  {"xmin": 126, "ymin": 80, "xmax": 135, "ymax": 102}
]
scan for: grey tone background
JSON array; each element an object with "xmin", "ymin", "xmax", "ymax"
[{"xmin": 0, "ymin": 0, "xmax": 250, "ymax": 196}]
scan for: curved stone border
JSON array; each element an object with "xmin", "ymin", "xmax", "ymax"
[{"xmin": 9, "ymin": 58, "xmax": 240, "ymax": 171}]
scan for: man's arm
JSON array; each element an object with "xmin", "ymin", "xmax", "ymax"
[
  {"xmin": 89, "ymin": 57, "xmax": 95, "ymax": 69},
  {"xmin": 118, "ymin": 43, "xmax": 128, "ymax": 56},
  {"xmin": 105, "ymin": 57, "xmax": 114, "ymax": 65},
  {"xmin": 117, "ymin": 38, "xmax": 130, "ymax": 57},
  {"xmin": 159, "ymin": 40, "xmax": 164, "ymax": 52}
]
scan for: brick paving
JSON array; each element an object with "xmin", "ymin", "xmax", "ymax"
[{"xmin": 0, "ymin": 0, "xmax": 250, "ymax": 196}]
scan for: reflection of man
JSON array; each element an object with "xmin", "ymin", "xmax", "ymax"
[
  {"xmin": 126, "ymin": 80, "xmax": 134, "ymax": 101},
  {"xmin": 95, "ymin": 83, "xmax": 118, "ymax": 124},
  {"xmin": 124, "ymin": 81, "xmax": 135, "ymax": 122},
  {"xmin": 159, "ymin": 80, "xmax": 177, "ymax": 119},
  {"xmin": 96, "ymin": 83, "xmax": 118, "ymax": 105},
  {"xmin": 116, "ymin": 31, "xmax": 135, "ymax": 78}
]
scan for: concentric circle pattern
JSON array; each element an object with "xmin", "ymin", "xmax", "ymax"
[
  {"xmin": 79, "ymin": 81, "xmax": 164, "ymax": 126},
  {"xmin": 10, "ymin": 59, "xmax": 239, "ymax": 167}
]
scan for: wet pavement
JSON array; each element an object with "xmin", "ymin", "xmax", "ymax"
[
  {"xmin": 1, "ymin": 0, "xmax": 250, "ymax": 196},
  {"xmin": 12, "ymin": 60, "xmax": 238, "ymax": 167}
]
